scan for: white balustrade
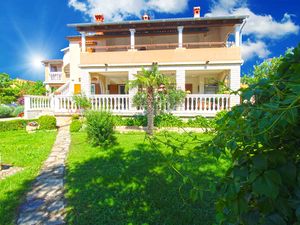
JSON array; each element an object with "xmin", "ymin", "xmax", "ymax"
[
  {"xmin": 184, "ymin": 94, "xmax": 230, "ymax": 112},
  {"xmin": 49, "ymin": 72, "xmax": 62, "ymax": 81},
  {"xmin": 24, "ymin": 96, "xmax": 52, "ymax": 110},
  {"xmin": 24, "ymin": 94, "xmax": 230, "ymax": 117}
]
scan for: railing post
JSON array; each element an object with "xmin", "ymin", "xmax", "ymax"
[{"xmin": 24, "ymin": 96, "xmax": 30, "ymax": 119}]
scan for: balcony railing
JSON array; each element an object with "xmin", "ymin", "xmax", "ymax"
[
  {"xmin": 24, "ymin": 94, "xmax": 230, "ymax": 118},
  {"xmin": 87, "ymin": 42, "xmax": 226, "ymax": 52},
  {"xmin": 49, "ymin": 72, "xmax": 63, "ymax": 81}
]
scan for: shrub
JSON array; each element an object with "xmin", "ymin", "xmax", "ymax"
[
  {"xmin": 207, "ymin": 45, "xmax": 300, "ymax": 224},
  {"xmin": 38, "ymin": 115, "xmax": 57, "ymax": 130},
  {"xmin": 85, "ymin": 111, "xmax": 116, "ymax": 147},
  {"xmin": 154, "ymin": 113, "xmax": 183, "ymax": 128},
  {"xmin": 11, "ymin": 106, "xmax": 24, "ymax": 117},
  {"xmin": 0, "ymin": 105, "xmax": 13, "ymax": 118},
  {"xmin": 131, "ymin": 115, "xmax": 147, "ymax": 126},
  {"xmin": 70, "ymin": 120, "xmax": 82, "ymax": 132},
  {"xmin": 71, "ymin": 114, "xmax": 80, "ymax": 121},
  {"xmin": 0, "ymin": 119, "xmax": 35, "ymax": 132},
  {"xmin": 113, "ymin": 115, "xmax": 127, "ymax": 126},
  {"xmin": 187, "ymin": 116, "xmax": 212, "ymax": 128},
  {"xmin": 73, "ymin": 95, "xmax": 91, "ymax": 110}
]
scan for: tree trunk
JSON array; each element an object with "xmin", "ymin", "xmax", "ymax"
[{"xmin": 146, "ymin": 87, "xmax": 154, "ymax": 135}]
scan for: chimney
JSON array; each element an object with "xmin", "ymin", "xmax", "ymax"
[
  {"xmin": 94, "ymin": 14, "xmax": 104, "ymax": 23},
  {"xmin": 142, "ymin": 13, "xmax": 150, "ymax": 21},
  {"xmin": 193, "ymin": 7, "xmax": 200, "ymax": 18}
]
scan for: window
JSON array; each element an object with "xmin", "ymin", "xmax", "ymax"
[
  {"xmin": 204, "ymin": 78, "xmax": 218, "ymax": 94},
  {"xmin": 91, "ymin": 84, "xmax": 96, "ymax": 95},
  {"xmin": 118, "ymin": 85, "xmax": 126, "ymax": 94}
]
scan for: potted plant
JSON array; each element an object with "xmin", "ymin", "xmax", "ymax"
[{"xmin": 26, "ymin": 121, "xmax": 39, "ymax": 133}]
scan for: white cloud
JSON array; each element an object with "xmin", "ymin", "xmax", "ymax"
[
  {"xmin": 206, "ymin": 0, "xmax": 299, "ymax": 60},
  {"xmin": 68, "ymin": 0, "xmax": 189, "ymax": 21},
  {"xmin": 206, "ymin": 0, "xmax": 299, "ymax": 40},
  {"xmin": 68, "ymin": 0, "xmax": 87, "ymax": 12},
  {"xmin": 242, "ymin": 40, "xmax": 271, "ymax": 61}
]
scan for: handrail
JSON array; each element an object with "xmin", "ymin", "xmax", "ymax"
[{"xmin": 90, "ymin": 42, "xmax": 226, "ymax": 51}]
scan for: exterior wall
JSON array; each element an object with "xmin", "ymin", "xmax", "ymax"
[
  {"xmin": 69, "ymin": 41, "xmax": 81, "ymax": 83},
  {"xmin": 229, "ymin": 65, "xmax": 241, "ymax": 106},
  {"xmin": 80, "ymin": 47, "xmax": 241, "ymax": 65}
]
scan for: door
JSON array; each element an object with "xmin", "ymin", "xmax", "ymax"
[
  {"xmin": 74, "ymin": 84, "xmax": 81, "ymax": 94},
  {"xmin": 108, "ymin": 84, "xmax": 118, "ymax": 94},
  {"xmin": 185, "ymin": 84, "xmax": 193, "ymax": 93},
  {"xmin": 118, "ymin": 85, "xmax": 126, "ymax": 94}
]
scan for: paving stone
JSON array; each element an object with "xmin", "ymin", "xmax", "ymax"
[{"xmin": 17, "ymin": 119, "xmax": 70, "ymax": 225}]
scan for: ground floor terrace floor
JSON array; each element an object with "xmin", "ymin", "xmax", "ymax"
[{"xmin": 28, "ymin": 64, "xmax": 241, "ymax": 118}]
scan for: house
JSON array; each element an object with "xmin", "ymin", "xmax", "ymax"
[{"xmin": 24, "ymin": 7, "xmax": 247, "ymax": 119}]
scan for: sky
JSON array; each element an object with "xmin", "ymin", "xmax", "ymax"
[{"xmin": 0, "ymin": 0, "xmax": 299, "ymax": 81}]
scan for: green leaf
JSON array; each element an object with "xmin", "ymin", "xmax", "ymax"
[
  {"xmin": 252, "ymin": 170, "xmax": 281, "ymax": 199},
  {"xmin": 252, "ymin": 154, "xmax": 268, "ymax": 171},
  {"xmin": 265, "ymin": 213, "xmax": 287, "ymax": 225},
  {"xmin": 285, "ymin": 107, "xmax": 298, "ymax": 124}
]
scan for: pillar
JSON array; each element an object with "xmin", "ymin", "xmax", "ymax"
[
  {"xmin": 81, "ymin": 70, "xmax": 91, "ymax": 96},
  {"xmin": 128, "ymin": 69, "xmax": 138, "ymax": 111},
  {"xmin": 176, "ymin": 69, "xmax": 186, "ymax": 91},
  {"xmin": 81, "ymin": 32, "xmax": 86, "ymax": 52},
  {"xmin": 235, "ymin": 25, "xmax": 241, "ymax": 47},
  {"xmin": 229, "ymin": 65, "xmax": 241, "ymax": 107},
  {"xmin": 177, "ymin": 26, "xmax": 184, "ymax": 48},
  {"xmin": 129, "ymin": 29, "xmax": 136, "ymax": 50}
]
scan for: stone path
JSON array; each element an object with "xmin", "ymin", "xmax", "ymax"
[{"xmin": 17, "ymin": 120, "xmax": 71, "ymax": 225}]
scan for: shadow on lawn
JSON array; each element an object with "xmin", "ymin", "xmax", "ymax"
[
  {"xmin": 0, "ymin": 177, "xmax": 33, "ymax": 225},
  {"xmin": 66, "ymin": 142, "xmax": 222, "ymax": 225}
]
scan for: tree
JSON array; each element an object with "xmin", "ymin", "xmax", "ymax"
[
  {"xmin": 206, "ymin": 45, "xmax": 300, "ymax": 224},
  {"xmin": 242, "ymin": 56, "xmax": 283, "ymax": 85},
  {"xmin": 127, "ymin": 64, "xmax": 185, "ymax": 135},
  {"xmin": 0, "ymin": 73, "xmax": 18, "ymax": 104},
  {"xmin": 15, "ymin": 80, "xmax": 46, "ymax": 96}
]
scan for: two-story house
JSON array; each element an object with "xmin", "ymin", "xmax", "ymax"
[{"xmin": 24, "ymin": 7, "xmax": 247, "ymax": 119}]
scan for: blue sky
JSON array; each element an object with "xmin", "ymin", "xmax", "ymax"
[{"xmin": 0, "ymin": 0, "xmax": 299, "ymax": 81}]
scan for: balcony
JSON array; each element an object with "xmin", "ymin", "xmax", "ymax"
[
  {"xmin": 80, "ymin": 45, "xmax": 241, "ymax": 66},
  {"xmin": 48, "ymin": 72, "xmax": 63, "ymax": 83}
]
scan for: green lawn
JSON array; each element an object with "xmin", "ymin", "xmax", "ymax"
[
  {"xmin": 66, "ymin": 132, "xmax": 229, "ymax": 225},
  {"xmin": 0, "ymin": 130, "xmax": 57, "ymax": 225}
]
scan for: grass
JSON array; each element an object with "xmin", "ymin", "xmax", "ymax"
[
  {"xmin": 66, "ymin": 132, "xmax": 229, "ymax": 225},
  {"xmin": 0, "ymin": 130, "xmax": 57, "ymax": 225}
]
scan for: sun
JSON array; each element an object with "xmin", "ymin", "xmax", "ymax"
[{"xmin": 31, "ymin": 55, "xmax": 44, "ymax": 70}]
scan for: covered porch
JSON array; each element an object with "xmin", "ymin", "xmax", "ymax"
[{"xmin": 24, "ymin": 66, "xmax": 239, "ymax": 118}]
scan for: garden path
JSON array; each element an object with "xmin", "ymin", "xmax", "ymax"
[{"xmin": 17, "ymin": 117, "xmax": 71, "ymax": 225}]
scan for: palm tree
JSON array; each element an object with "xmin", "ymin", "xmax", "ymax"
[{"xmin": 127, "ymin": 64, "xmax": 169, "ymax": 135}]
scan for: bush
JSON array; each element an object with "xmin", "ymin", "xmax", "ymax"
[
  {"xmin": 154, "ymin": 113, "xmax": 183, "ymax": 128},
  {"xmin": 0, "ymin": 105, "xmax": 13, "ymax": 118},
  {"xmin": 85, "ymin": 111, "xmax": 116, "ymax": 147},
  {"xmin": 207, "ymin": 45, "xmax": 300, "ymax": 224},
  {"xmin": 70, "ymin": 120, "xmax": 82, "ymax": 132},
  {"xmin": 187, "ymin": 116, "xmax": 212, "ymax": 128},
  {"xmin": 38, "ymin": 115, "xmax": 57, "ymax": 130},
  {"xmin": 0, "ymin": 119, "xmax": 35, "ymax": 132},
  {"xmin": 11, "ymin": 106, "xmax": 24, "ymax": 117},
  {"xmin": 71, "ymin": 114, "xmax": 80, "ymax": 121}
]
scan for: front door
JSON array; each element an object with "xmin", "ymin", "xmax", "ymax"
[
  {"xmin": 108, "ymin": 84, "xmax": 118, "ymax": 94},
  {"xmin": 185, "ymin": 84, "xmax": 193, "ymax": 93}
]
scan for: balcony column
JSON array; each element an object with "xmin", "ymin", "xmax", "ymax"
[
  {"xmin": 129, "ymin": 29, "xmax": 136, "ymax": 50},
  {"xmin": 128, "ymin": 69, "xmax": 138, "ymax": 111},
  {"xmin": 235, "ymin": 25, "xmax": 241, "ymax": 47},
  {"xmin": 177, "ymin": 26, "xmax": 184, "ymax": 48},
  {"xmin": 80, "ymin": 32, "xmax": 86, "ymax": 52},
  {"xmin": 176, "ymin": 69, "xmax": 186, "ymax": 111},
  {"xmin": 229, "ymin": 65, "xmax": 241, "ymax": 107},
  {"xmin": 81, "ymin": 70, "xmax": 91, "ymax": 96}
]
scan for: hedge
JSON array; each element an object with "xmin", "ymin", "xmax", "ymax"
[{"xmin": 0, "ymin": 119, "xmax": 34, "ymax": 132}]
